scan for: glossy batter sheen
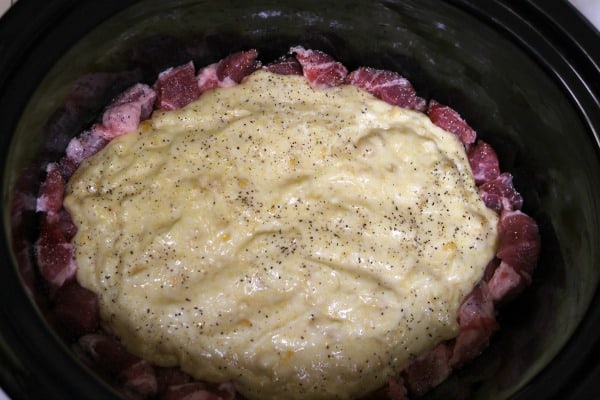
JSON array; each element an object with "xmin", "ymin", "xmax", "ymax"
[{"xmin": 64, "ymin": 70, "xmax": 499, "ymax": 400}]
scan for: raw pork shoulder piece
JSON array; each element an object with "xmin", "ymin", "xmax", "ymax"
[
  {"xmin": 100, "ymin": 83, "xmax": 157, "ymax": 138},
  {"xmin": 290, "ymin": 45, "xmax": 348, "ymax": 88},
  {"xmin": 496, "ymin": 210, "xmax": 541, "ymax": 276},
  {"xmin": 34, "ymin": 213, "xmax": 77, "ymax": 289},
  {"xmin": 53, "ymin": 281, "xmax": 100, "ymax": 337},
  {"xmin": 161, "ymin": 382, "xmax": 233, "ymax": 400},
  {"xmin": 427, "ymin": 99, "xmax": 477, "ymax": 145},
  {"xmin": 197, "ymin": 49, "xmax": 260, "ymax": 92},
  {"xmin": 449, "ymin": 282, "xmax": 499, "ymax": 368},
  {"xmin": 155, "ymin": 61, "xmax": 201, "ymax": 111},
  {"xmin": 467, "ymin": 140, "xmax": 501, "ymax": 184},
  {"xmin": 264, "ymin": 56, "xmax": 303, "ymax": 76},
  {"xmin": 346, "ymin": 67, "xmax": 427, "ymax": 112},
  {"xmin": 78, "ymin": 333, "xmax": 158, "ymax": 397},
  {"xmin": 486, "ymin": 210, "xmax": 540, "ymax": 303},
  {"xmin": 487, "ymin": 261, "xmax": 531, "ymax": 303},
  {"xmin": 35, "ymin": 162, "xmax": 65, "ymax": 217},
  {"xmin": 479, "ymin": 172, "xmax": 524, "ymax": 213},
  {"xmin": 60, "ymin": 127, "xmax": 109, "ymax": 178},
  {"xmin": 402, "ymin": 344, "xmax": 453, "ymax": 396},
  {"xmin": 58, "ymin": 83, "xmax": 157, "ymax": 178},
  {"xmin": 217, "ymin": 48, "xmax": 261, "ymax": 83}
]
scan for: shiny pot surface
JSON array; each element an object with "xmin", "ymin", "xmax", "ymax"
[{"xmin": 1, "ymin": 1, "xmax": 599, "ymax": 399}]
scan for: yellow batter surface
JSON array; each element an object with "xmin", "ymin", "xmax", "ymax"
[{"xmin": 64, "ymin": 70, "xmax": 498, "ymax": 400}]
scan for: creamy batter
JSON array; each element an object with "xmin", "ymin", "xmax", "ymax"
[{"xmin": 64, "ymin": 70, "xmax": 499, "ymax": 400}]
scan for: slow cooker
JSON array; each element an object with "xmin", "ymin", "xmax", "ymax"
[{"xmin": 1, "ymin": 1, "xmax": 599, "ymax": 399}]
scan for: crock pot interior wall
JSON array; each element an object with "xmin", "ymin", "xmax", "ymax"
[{"xmin": 1, "ymin": 0, "xmax": 599, "ymax": 399}]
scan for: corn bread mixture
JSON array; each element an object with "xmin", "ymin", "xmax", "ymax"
[{"xmin": 64, "ymin": 70, "xmax": 499, "ymax": 400}]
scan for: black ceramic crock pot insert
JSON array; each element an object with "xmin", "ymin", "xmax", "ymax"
[{"xmin": 1, "ymin": 1, "xmax": 599, "ymax": 399}]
